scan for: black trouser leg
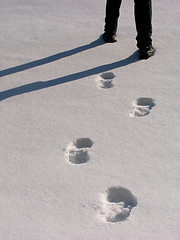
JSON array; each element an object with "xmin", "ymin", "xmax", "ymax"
[
  {"xmin": 134, "ymin": 0, "xmax": 152, "ymax": 49},
  {"xmin": 104, "ymin": 0, "xmax": 122, "ymax": 34}
]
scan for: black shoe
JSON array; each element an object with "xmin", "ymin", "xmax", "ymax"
[
  {"xmin": 139, "ymin": 46, "xmax": 156, "ymax": 60},
  {"xmin": 102, "ymin": 32, "xmax": 117, "ymax": 43}
]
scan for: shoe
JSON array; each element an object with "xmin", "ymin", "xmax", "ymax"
[
  {"xmin": 139, "ymin": 46, "xmax": 156, "ymax": 60},
  {"xmin": 102, "ymin": 32, "xmax": 117, "ymax": 43}
]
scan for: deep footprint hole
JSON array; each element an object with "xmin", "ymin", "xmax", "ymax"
[
  {"xmin": 100, "ymin": 72, "xmax": 115, "ymax": 80},
  {"xmin": 136, "ymin": 97, "xmax": 155, "ymax": 108},
  {"xmin": 107, "ymin": 186, "xmax": 137, "ymax": 208},
  {"xmin": 74, "ymin": 138, "xmax": 94, "ymax": 149}
]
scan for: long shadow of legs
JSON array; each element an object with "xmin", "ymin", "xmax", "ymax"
[
  {"xmin": 0, "ymin": 51, "xmax": 139, "ymax": 101},
  {"xmin": 0, "ymin": 36, "xmax": 105, "ymax": 77}
]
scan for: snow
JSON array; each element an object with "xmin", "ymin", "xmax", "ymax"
[{"xmin": 0, "ymin": 0, "xmax": 180, "ymax": 239}]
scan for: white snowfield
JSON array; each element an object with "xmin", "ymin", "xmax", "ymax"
[{"xmin": 0, "ymin": 0, "xmax": 180, "ymax": 239}]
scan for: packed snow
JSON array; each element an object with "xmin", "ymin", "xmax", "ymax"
[{"xmin": 0, "ymin": 0, "xmax": 180, "ymax": 239}]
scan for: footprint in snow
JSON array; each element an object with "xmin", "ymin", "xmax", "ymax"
[
  {"xmin": 101, "ymin": 186, "xmax": 137, "ymax": 223},
  {"xmin": 129, "ymin": 97, "xmax": 155, "ymax": 117},
  {"xmin": 65, "ymin": 138, "xmax": 93, "ymax": 164},
  {"xmin": 96, "ymin": 72, "xmax": 115, "ymax": 89}
]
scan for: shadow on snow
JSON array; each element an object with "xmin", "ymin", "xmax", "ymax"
[
  {"xmin": 0, "ymin": 36, "xmax": 105, "ymax": 78},
  {"xmin": 0, "ymin": 36, "xmax": 139, "ymax": 101}
]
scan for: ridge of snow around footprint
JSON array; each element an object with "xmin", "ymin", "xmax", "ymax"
[
  {"xmin": 129, "ymin": 97, "xmax": 155, "ymax": 117},
  {"xmin": 65, "ymin": 138, "xmax": 93, "ymax": 164},
  {"xmin": 101, "ymin": 186, "xmax": 137, "ymax": 223},
  {"xmin": 96, "ymin": 72, "xmax": 115, "ymax": 89}
]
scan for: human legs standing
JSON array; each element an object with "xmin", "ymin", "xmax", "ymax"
[{"xmin": 103, "ymin": 0, "xmax": 155, "ymax": 58}]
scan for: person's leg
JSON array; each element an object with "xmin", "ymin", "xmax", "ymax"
[
  {"xmin": 134, "ymin": 0, "xmax": 152, "ymax": 48},
  {"xmin": 103, "ymin": 0, "xmax": 122, "ymax": 42},
  {"xmin": 104, "ymin": 0, "xmax": 122, "ymax": 34},
  {"xmin": 134, "ymin": 0, "xmax": 155, "ymax": 59}
]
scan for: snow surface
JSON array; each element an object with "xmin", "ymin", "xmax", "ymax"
[{"xmin": 0, "ymin": 0, "xmax": 180, "ymax": 239}]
